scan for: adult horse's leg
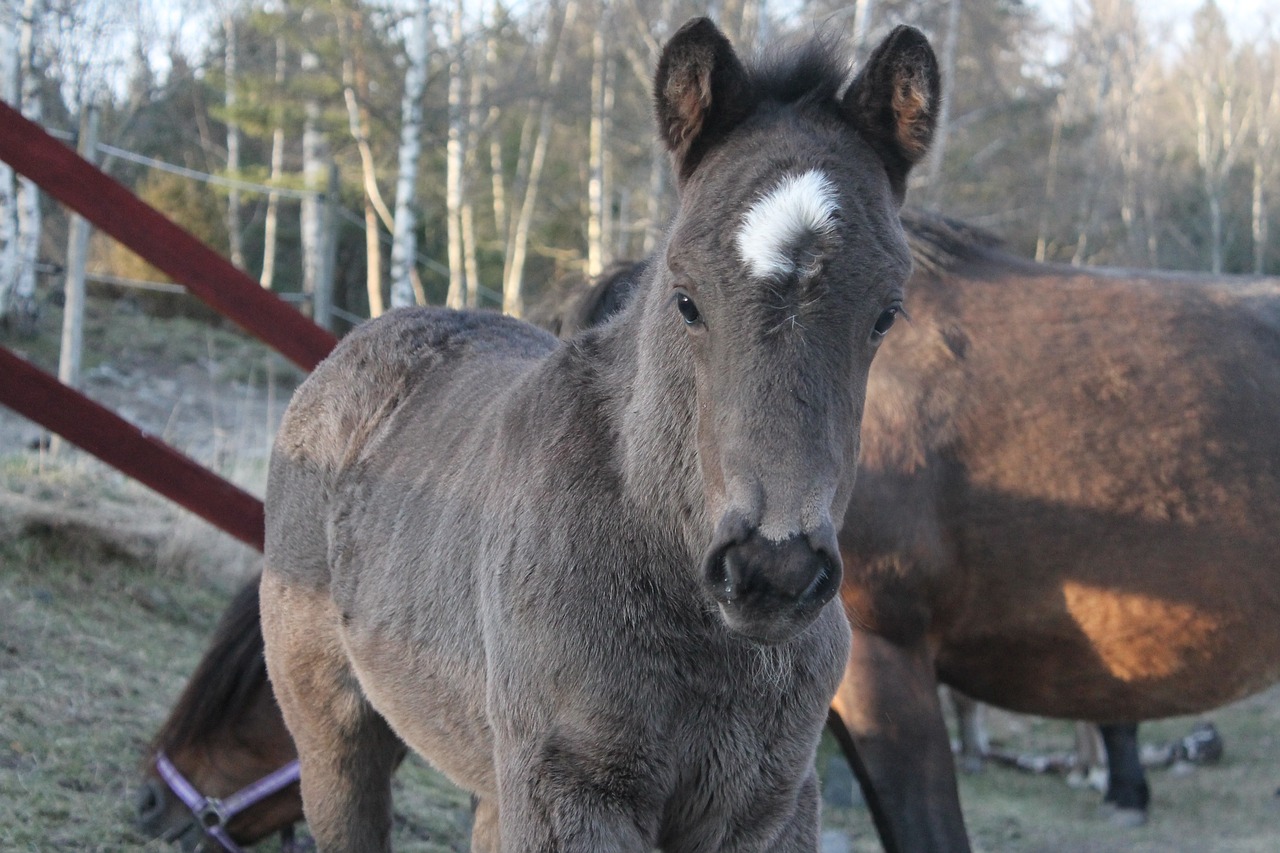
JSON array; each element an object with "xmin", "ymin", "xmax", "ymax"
[
  {"xmin": 946, "ymin": 688, "xmax": 989, "ymax": 774},
  {"xmin": 829, "ymin": 631, "xmax": 970, "ymax": 853},
  {"xmin": 260, "ymin": 573, "xmax": 404, "ymax": 852},
  {"xmin": 1099, "ymin": 723, "xmax": 1149, "ymax": 827}
]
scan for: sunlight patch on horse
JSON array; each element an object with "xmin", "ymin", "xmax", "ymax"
[{"xmin": 1062, "ymin": 580, "xmax": 1221, "ymax": 682}]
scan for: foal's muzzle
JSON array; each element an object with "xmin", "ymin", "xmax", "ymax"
[{"xmin": 703, "ymin": 523, "xmax": 842, "ymax": 644}]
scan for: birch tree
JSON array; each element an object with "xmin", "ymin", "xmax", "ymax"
[
  {"xmin": 1249, "ymin": 36, "xmax": 1278, "ymax": 274},
  {"xmin": 461, "ymin": 5, "xmax": 495, "ymax": 308},
  {"xmin": 260, "ymin": 30, "xmax": 287, "ymax": 289},
  {"xmin": 1186, "ymin": 0, "xmax": 1251, "ymax": 273},
  {"xmin": 223, "ymin": 8, "xmax": 245, "ymax": 268},
  {"xmin": 13, "ymin": 0, "xmax": 43, "ymax": 331},
  {"xmin": 0, "ymin": 17, "xmax": 20, "ymax": 323},
  {"xmin": 923, "ymin": 0, "xmax": 961, "ymax": 193},
  {"xmin": 300, "ymin": 48, "xmax": 327, "ymax": 312},
  {"xmin": 334, "ymin": 0, "xmax": 395, "ymax": 316},
  {"xmin": 445, "ymin": 0, "xmax": 467, "ymax": 308},
  {"xmin": 619, "ymin": 0, "xmax": 673, "ymax": 255},
  {"xmin": 389, "ymin": 0, "xmax": 431, "ymax": 309},
  {"xmin": 503, "ymin": 0, "xmax": 578, "ymax": 318},
  {"xmin": 586, "ymin": 9, "xmax": 609, "ymax": 278}
]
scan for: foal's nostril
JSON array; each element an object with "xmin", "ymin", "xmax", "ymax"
[{"xmin": 801, "ymin": 549, "xmax": 840, "ymax": 605}]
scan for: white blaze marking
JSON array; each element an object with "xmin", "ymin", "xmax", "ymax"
[{"xmin": 735, "ymin": 170, "xmax": 840, "ymax": 279}]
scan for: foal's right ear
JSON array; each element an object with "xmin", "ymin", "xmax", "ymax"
[
  {"xmin": 843, "ymin": 25, "xmax": 941, "ymax": 201},
  {"xmin": 654, "ymin": 17, "xmax": 751, "ymax": 183}
]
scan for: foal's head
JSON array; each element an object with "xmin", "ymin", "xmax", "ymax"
[
  {"xmin": 650, "ymin": 19, "xmax": 938, "ymax": 643},
  {"xmin": 135, "ymin": 580, "xmax": 301, "ymax": 850}
]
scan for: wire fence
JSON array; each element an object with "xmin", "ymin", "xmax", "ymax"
[{"xmin": 35, "ymin": 122, "xmax": 500, "ymax": 311}]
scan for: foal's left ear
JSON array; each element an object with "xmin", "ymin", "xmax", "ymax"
[
  {"xmin": 843, "ymin": 26, "xmax": 941, "ymax": 201},
  {"xmin": 654, "ymin": 17, "xmax": 751, "ymax": 183}
]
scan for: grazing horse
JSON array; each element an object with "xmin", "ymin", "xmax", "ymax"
[
  {"xmin": 830, "ymin": 213, "xmax": 1280, "ymax": 851},
  {"xmin": 135, "ymin": 580, "xmax": 304, "ymax": 851},
  {"xmin": 259, "ymin": 18, "xmax": 939, "ymax": 853}
]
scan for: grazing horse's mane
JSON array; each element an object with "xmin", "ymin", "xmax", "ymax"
[
  {"xmin": 902, "ymin": 210, "xmax": 1004, "ymax": 277},
  {"xmin": 147, "ymin": 579, "xmax": 266, "ymax": 758}
]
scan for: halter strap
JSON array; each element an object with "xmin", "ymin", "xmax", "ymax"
[{"xmin": 154, "ymin": 751, "xmax": 301, "ymax": 853}]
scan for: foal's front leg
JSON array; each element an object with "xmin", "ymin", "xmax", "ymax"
[
  {"xmin": 493, "ymin": 741, "xmax": 653, "ymax": 852},
  {"xmin": 756, "ymin": 768, "xmax": 822, "ymax": 853},
  {"xmin": 261, "ymin": 574, "xmax": 404, "ymax": 853}
]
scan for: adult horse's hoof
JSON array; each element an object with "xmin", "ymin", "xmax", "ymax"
[{"xmin": 1100, "ymin": 802, "xmax": 1148, "ymax": 828}]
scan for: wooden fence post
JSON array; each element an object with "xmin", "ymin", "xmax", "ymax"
[
  {"xmin": 51, "ymin": 103, "xmax": 99, "ymax": 456},
  {"xmin": 314, "ymin": 161, "xmax": 339, "ymax": 330}
]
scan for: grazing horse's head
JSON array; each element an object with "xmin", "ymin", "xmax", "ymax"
[
  {"xmin": 135, "ymin": 580, "xmax": 301, "ymax": 851},
  {"xmin": 650, "ymin": 19, "xmax": 938, "ymax": 643}
]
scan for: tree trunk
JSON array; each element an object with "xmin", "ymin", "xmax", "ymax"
[
  {"xmin": 0, "ymin": 18, "xmax": 20, "ymax": 321},
  {"xmin": 1035, "ymin": 93, "xmax": 1065, "ymax": 263},
  {"xmin": 1251, "ymin": 56, "xmax": 1275, "ymax": 275},
  {"xmin": 300, "ymin": 52, "xmax": 326, "ymax": 316},
  {"xmin": 445, "ymin": 0, "xmax": 467, "ymax": 309},
  {"xmin": 260, "ymin": 34, "xmax": 287, "ymax": 290},
  {"xmin": 389, "ymin": 0, "xmax": 431, "ymax": 309},
  {"xmin": 335, "ymin": 0, "xmax": 394, "ymax": 316},
  {"xmin": 13, "ymin": 0, "xmax": 43, "ymax": 332},
  {"xmin": 1254, "ymin": 130, "xmax": 1270, "ymax": 275},
  {"xmin": 224, "ymin": 12, "xmax": 244, "ymax": 269},
  {"xmin": 587, "ymin": 21, "xmax": 606, "ymax": 278},
  {"xmin": 503, "ymin": 0, "xmax": 579, "ymax": 318},
  {"xmin": 923, "ymin": 0, "xmax": 961, "ymax": 193},
  {"xmin": 462, "ymin": 3, "xmax": 495, "ymax": 308}
]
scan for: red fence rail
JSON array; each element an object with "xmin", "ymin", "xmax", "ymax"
[
  {"xmin": 0, "ymin": 101, "xmax": 337, "ymax": 370},
  {"xmin": 0, "ymin": 349, "xmax": 266, "ymax": 549},
  {"xmin": 0, "ymin": 100, "xmax": 340, "ymax": 551}
]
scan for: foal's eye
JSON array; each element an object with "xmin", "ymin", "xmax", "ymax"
[
  {"xmin": 676, "ymin": 292, "xmax": 703, "ymax": 326},
  {"xmin": 871, "ymin": 306, "xmax": 899, "ymax": 339}
]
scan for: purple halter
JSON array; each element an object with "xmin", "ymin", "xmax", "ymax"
[{"xmin": 153, "ymin": 750, "xmax": 303, "ymax": 852}]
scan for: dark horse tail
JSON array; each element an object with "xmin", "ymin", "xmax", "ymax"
[{"xmin": 825, "ymin": 708, "xmax": 906, "ymax": 853}]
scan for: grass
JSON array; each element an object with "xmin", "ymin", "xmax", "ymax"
[
  {"xmin": 5, "ymin": 509, "xmax": 1278, "ymax": 852},
  {"xmin": 0, "ymin": 523, "xmax": 474, "ymax": 852}
]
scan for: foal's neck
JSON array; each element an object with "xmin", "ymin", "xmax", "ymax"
[{"xmin": 585, "ymin": 269, "xmax": 708, "ymax": 548}]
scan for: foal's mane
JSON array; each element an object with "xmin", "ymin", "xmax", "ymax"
[
  {"xmin": 744, "ymin": 31, "xmax": 849, "ymax": 108},
  {"xmin": 148, "ymin": 578, "xmax": 267, "ymax": 757}
]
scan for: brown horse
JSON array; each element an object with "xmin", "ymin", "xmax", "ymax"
[
  {"xmin": 135, "ymin": 580, "xmax": 304, "ymax": 851},
  {"xmin": 830, "ymin": 213, "xmax": 1280, "ymax": 851},
  {"xmin": 259, "ymin": 18, "xmax": 938, "ymax": 853}
]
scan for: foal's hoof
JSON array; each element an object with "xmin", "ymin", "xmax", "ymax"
[{"xmin": 1100, "ymin": 803, "xmax": 1148, "ymax": 828}]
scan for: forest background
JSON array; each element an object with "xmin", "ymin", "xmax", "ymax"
[{"xmin": 0, "ymin": 0, "xmax": 1276, "ymax": 336}]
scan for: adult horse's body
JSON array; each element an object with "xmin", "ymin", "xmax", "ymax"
[
  {"xmin": 833, "ymin": 214, "xmax": 1280, "ymax": 851},
  {"xmin": 260, "ymin": 18, "xmax": 938, "ymax": 853}
]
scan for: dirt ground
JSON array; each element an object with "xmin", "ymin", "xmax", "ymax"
[{"xmin": 3, "ymin": 300, "xmax": 1279, "ymax": 851}]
